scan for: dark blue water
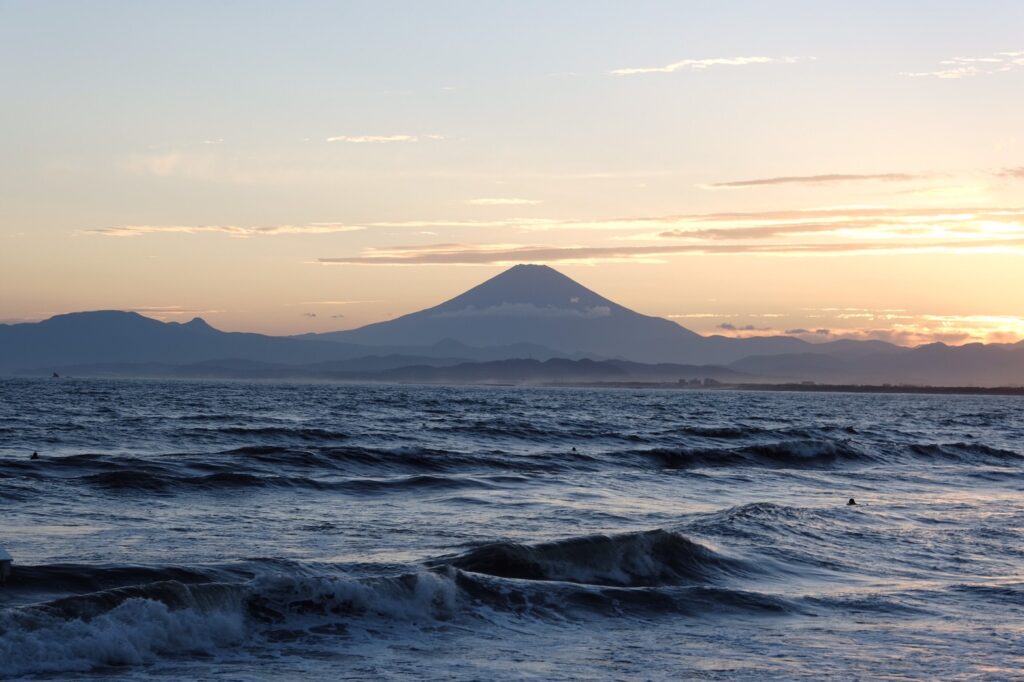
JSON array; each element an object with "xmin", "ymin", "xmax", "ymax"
[{"xmin": 1, "ymin": 378, "xmax": 1022, "ymax": 679}]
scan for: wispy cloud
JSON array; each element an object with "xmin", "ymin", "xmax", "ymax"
[
  {"xmin": 97, "ymin": 205, "xmax": 1024, "ymax": 244},
  {"xmin": 675, "ymin": 307, "xmax": 1024, "ymax": 345},
  {"xmin": 998, "ymin": 167, "xmax": 1024, "ymax": 178},
  {"xmin": 611, "ymin": 55, "xmax": 811, "ymax": 76},
  {"xmin": 88, "ymin": 223, "xmax": 364, "ymax": 238},
  {"xmin": 123, "ymin": 152, "xmax": 662, "ymax": 186},
  {"xmin": 464, "ymin": 198, "xmax": 542, "ymax": 206},
  {"xmin": 318, "ymin": 237, "xmax": 1024, "ymax": 266},
  {"xmin": 319, "ymin": 205, "xmax": 1024, "ymax": 265},
  {"xmin": 667, "ymin": 313, "xmax": 734, "ymax": 319},
  {"xmin": 356, "ymin": 206, "xmax": 1022, "ymax": 236},
  {"xmin": 325, "ymin": 134, "xmax": 442, "ymax": 143},
  {"xmin": 201, "ymin": 138, "xmax": 224, "ymax": 145},
  {"xmin": 367, "ymin": 219, "xmax": 559, "ymax": 229},
  {"xmin": 299, "ymin": 300, "xmax": 383, "ymax": 305},
  {"xmin": 90, "ymin": 206, "xmax": 1024, "ymax": 257},
  {"xmin": 717, "ymin": 314, "xmax": 1024, "ymax": 346},
  {"xmin": 700, "ymin": 172, "xmax": 925, "ymax": 189},
  {"xmin": 656, "ymin": 206, "xmax": 1024, "ymax": 239},
  {"xmin": 127, "ymin": 306, "xmax": 223, "ymax": 320},
  {"xmin": 654, "ymin": 206, "xmax": 1024, "ymax": 224},
  {"xmin": 659, "ymin": 220, "xmax": 878, "ymax": 241},
  {"xmin": 901, "ymin": 50, "xmax": 1024, "ymax": 78}
]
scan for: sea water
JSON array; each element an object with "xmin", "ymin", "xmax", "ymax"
[{"xmin": 1, "ymin": 378, "xmax": 1022, "ymax": 679}]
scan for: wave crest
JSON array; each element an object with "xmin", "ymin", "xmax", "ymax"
[
  {"xmin": 638, "ymin": 438, "xmax": 872, "ymax": 469},
  {"xmin": 436, "ymin": 529, "xmax": 745, "ymax": 587}
]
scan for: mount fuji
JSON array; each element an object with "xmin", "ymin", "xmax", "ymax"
[{"xmin": 307, "ymin": 264, "xmax": 830, "ymax": 364}]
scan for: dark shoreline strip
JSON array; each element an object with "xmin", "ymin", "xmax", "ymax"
[{"xmin": 531, "ymin": 382, "xmax": 1024, "ymax": 397}]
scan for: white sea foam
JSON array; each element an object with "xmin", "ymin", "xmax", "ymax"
[
  {"xmin": 0, "ymin": 571, "xmax": 462, "ymax": 676},
  {"xmin": 1, "ymin": 596, "xmax": 246, "ymax": 676}
]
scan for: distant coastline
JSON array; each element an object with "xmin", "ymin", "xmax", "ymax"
[
  {"xmin": 538, "ymin": 381, "xmax": 1024, "ymax": 397},
  {"xmin": 727, "ymin": 382, "xmax": 1024, "ymax": 397},
  {"xmin": 10, "ymin": 373, "xmax": 1024, "ymax": 397}
]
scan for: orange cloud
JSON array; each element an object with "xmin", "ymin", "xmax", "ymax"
[{"xmin": 700, "ymin": 173, "xmax": 925, "ymax": 188}]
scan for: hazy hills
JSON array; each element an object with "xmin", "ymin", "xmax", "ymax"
[
  {"xmin": 733, "ymin": 341, "xmax": 1024, "ymax": 386},
  {"xmin": 1, "ymin": 264, "xmax": 1022, "ymax": 387},
  {"xmin": 0, "ymin": 310, "xmax": 574, "ymax": 372}
]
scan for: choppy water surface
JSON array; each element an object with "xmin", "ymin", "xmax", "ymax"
[{"xmin": 1, "ymin": 378, "xmax": 1022, "ymax": 679}]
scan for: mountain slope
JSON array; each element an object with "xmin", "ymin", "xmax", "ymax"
[
  {"xmin": 0, "ymin": 311, "xmax": 419, "ymax": 372},
  {"xmin": 0, "ymin": 310, "xmax": 583, "ymax": 374},
  {"xmin": 321, "ymin": 264, "xmax": 702, "ymax": 361},
  {"xmin": 309, "ymin": 264, "xmax": 892, "ymax": 364}
]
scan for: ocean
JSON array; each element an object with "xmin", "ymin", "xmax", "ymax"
[{"xmin": 1, "ymin": 378, "xmax": 1022, "ymax": 679}]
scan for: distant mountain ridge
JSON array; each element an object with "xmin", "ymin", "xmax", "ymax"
[
  {"xmin": 0, "ymin": 311, "xmax": 364, "ymax": 370},
  {"xmin": 732, "ymin": 340, "xmax": 1024, "ymax": 386},
  {"xmin": 0, "ymin": 310, "xmax": 570, "ymax": 372},
  {"xmin": 1, "ymin": 264, "xmax": 1022, "ymax": 386}
]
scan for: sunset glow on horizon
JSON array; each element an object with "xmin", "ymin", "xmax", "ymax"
[{"xmin": 2, "ymin": 1, "xmax": 1023, "ymax": 344}]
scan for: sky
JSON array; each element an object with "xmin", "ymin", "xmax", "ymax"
[{"xmin": 2, "ymin": 0, "xmax": 1023, "ymax": 345}]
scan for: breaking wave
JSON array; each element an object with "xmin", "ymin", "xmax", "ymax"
[
  {"xmin": 435, "ymin": 529, "xmax": 747, "ymax": 587},
  {"xmin": 0, "ymin": 527, "xmax": 786, "ymax": 676}
]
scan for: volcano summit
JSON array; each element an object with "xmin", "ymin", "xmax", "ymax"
[{"xmin": 314, "ymin": 264, "xmax": 703, "ymax": 360}]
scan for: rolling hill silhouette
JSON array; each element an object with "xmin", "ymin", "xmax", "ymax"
[{"xmin": 0, "ymin": 311, "xmax": 371, "ymax": 370}]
